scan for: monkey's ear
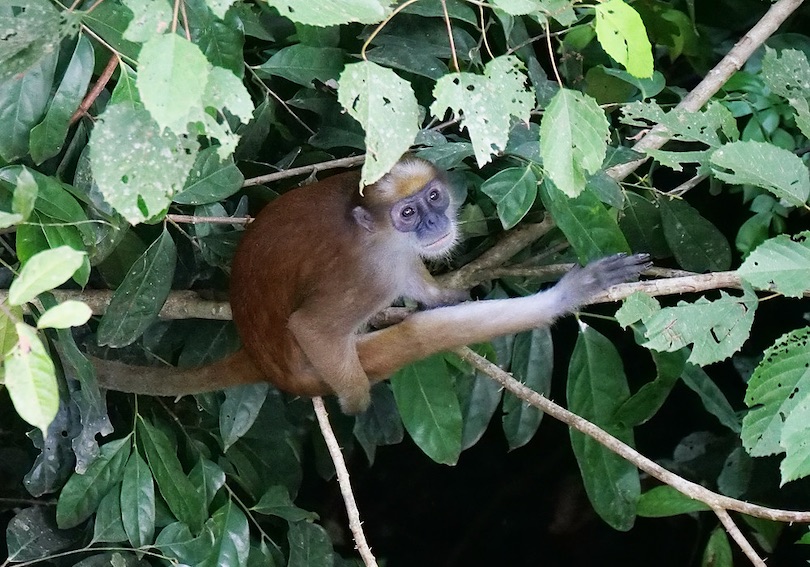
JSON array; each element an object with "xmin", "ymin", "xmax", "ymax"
[{"xmin": 352, "ymin": 206, "xmax": 375, "ymax": 232}]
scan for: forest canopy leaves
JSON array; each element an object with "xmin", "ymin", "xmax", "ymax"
[
  {"xmin": 738, "ymin": 231, "xmax": 810, "ymax": 297},
  {"xmin": 593, "ymin": 0, "xmax": 653, "ymax": 78}
]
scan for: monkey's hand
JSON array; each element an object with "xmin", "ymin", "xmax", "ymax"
[
  {"xmin": 553, "ymin": 253, "xmax": 651, "ymax": 312},
  {"xmin": 419, "ymin": 287, "xmax": 470, "ymax": 308}
]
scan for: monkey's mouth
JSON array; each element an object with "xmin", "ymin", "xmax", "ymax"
[{"xmin": 423, "ymin": 232, "xmax": 454, "ymax": 253}]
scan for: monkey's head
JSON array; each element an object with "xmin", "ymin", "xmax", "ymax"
[{"xmin": 352, "ymin": 157, "xmax": 459, "ymax": 259}]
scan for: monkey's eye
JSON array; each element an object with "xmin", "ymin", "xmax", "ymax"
[
  {"xmin": 428, "ymin": 189, "xmax": 440, "ymax": 201},
  {"xmin": 401, "ymin": 206, "xmax": 416, "ymax": 218}
]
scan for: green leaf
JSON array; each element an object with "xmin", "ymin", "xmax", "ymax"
[
  {"xmin": 502, "ymin": 328, "xmax": 552, "ymax": 450},
  {"xmin": 637, "ymin": 485, "xmax": 710, "ymax": 517},
  {"xmin": 658, "ymin": 196, "xmax": 731, "ymax": 272},
  {"xmin": 0, "ymin": 0, "xmax": 68, "ymax": 83},
  {"xmin": 618, "ymin": 192, "xmax": 670, "ymax": 259},
  {"xmin": 622, "ymin": 100, "xmax": 738, "ymax": 147},
  {"xmin": 97, "ymin": 228, "xmax": 177, "ymax": 347},
  {"xmin": 205, "ymin": 501, "xmax": 250, "ymax": 567},
  {"xmin": 110, "ymin": 63, "xmax": 140, "ymax": 105},
  {"xmin": 338, "ymin": 61, "xmax": 419, "ymax": 187},
  {"xmin": 121, "ymin": 451, "xmax": 155, "ymax": 548},
  {"xmin": 702, "ymin": 527, "xmax": 733, "ymax": 567},
  {"xmin": 390, "ymin": 354, "xmax": 463, "ymax": 465},
  {"xmin": 540, "ymin": 88, "xmax": 609, "ymax": 198},
  {"xmin": 174, "ymin": 147, "xmax": 244, "ymax": 205},
  {"xmin": 738, "ymin": 231, "xmax": 810, "ymax": 297},
  {"xmin": 6, "ymin": 507, "xmax": 79, "ymax": 562},
  {"xmin": 220, "ymin": 383, "xmax": 270, "ymax": 451},
  {"xmin": 568, "ymin": 325, "xmax": 639, "ymax": 531},
  {"xmin": 742, "ymin": 328, "xmax": 810, "ymax": 458},
  {"xmin": 137, "ymin": 34, "xmax": 210, "ymax": 132},
  {"xmin": 121, "ymin": 0, "xmax": 173, "ymax": 43},
  {"xmin": 594, "ymin": 0, "xmax": 653, "ymax": 78},
  {"xmin": 456, "ymin": 366, "xmax": 501, "ymax": 451},
  {"xmin": 56, "ymin": 437, "xmax": 131, "ymax": 528},
  {"xmin": 432, "ymin": 55, "xmax": 534, "ymax": 167},
  {"xmin": 0, "ymin": 47, "xmax": 58, "ymax": 162},
  {"xmin": 287, "ymin": 521, "xmax": 334, "ymax": 567},
  {"xmin": 12, "ymin": 167, "xmax": 38, "ymax": 220},
  {"xmin": 643, "ymin": 286, "xmax": 757, "ymax": 366},
  {"xmin": 777, "ymin": 394, "xmax": 810, "ymax": 484},
  {"xmin": 615, "ymin": 349, "xmax": 686, "ymax": 427},
  {"xmin": 92, "ymin": 488, "xmax": 127, "ymax": 543},
  {"xmin": 762, "ymin": 48, "xmax": 810, "ymax": 139},
  {"xmin": 353, "ymin": 383, "xmax": 405, "ymax": 463},
  {"xmin": 263, "ymin": 0, "xmax": 388, "ymax": 26},
  {"xmin": 138, "ymin": 418, "xmax": 206, "ymax": 532},
  {"xmin": 253, "ymin": 486, "xmax": 318, "ymax": 522},
  {"xmin": 36, "ymin": 300, "xmax": 92, "ymax": 329},
  {"xmin": 29, "ymin": 35, "xmax": 94, "ymax": 164},
  {"xmin": 4, "ymin": 323, "xmax": 59, "ymax": 437},
  {"xmin": 89, "ymin": 103, "xmax": 198, "ymax": 224},
  {"xmin": 540, "ymin": 179, "xmax": 630, "ymax": 263},
  {"xmin": 155, "ymin": 522, "xmax": 217, "ymax": 565},
  {"xmin": 480, "ymin": 165, "xmax": 538, "ymax": 229},
  {"xmin": 681, "ymin": 364, "xmax": 741, "ymax": 433},
  {"xmin": 711, "ymin": 141, "xmax": 810, "ymax": 207},
  {"xmin": 257, "ymin": 45, "xmax": 344, "ymax": 86},
  {"xmin": 8, "ymin": 245, "xmax": 85, "ymax": 305}
]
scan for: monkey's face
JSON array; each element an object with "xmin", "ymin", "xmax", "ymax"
[{"xmin": 389, "ymin": 181, "xmax": 457, "ymax": 258}]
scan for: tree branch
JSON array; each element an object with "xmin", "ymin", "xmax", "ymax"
[
  {"xmin": 312, "ymin": 397, "xmax": 378, "ymax": 567},
  {"xmin": 607, "ymin": 0, "xmax": 806, "ymax": 182},
  {"xmin": 242, "ymin": 155, "xmax": 366, "ymax": 188}
]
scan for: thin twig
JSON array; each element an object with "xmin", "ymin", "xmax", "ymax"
[
  {"xmin": 441, "ymin": 0, "xmax": 460, "ymax": 72},
  {"xmin": 607, "ymin": 0, "xmax": 806, "ymax": 182},
  {"xmin": 713, "ymin": 507, "xmax": 766, "ymax": 567},
  {"xmin": 70, "ymin": 54, "xmax": 119, "ymax": 125},
  {"xmin": 312, "ymin": 397, "xmax": 378, "ymax": 567},
  {"xmin": 165, "ymin": 214, "xmax": 252, "ymax": 225},
  {"xmin": 453, "ymin": 346, "xmax": 810, "ymax": 526},
  {"xmin": 360, "ymin": 0, "xmax": 419, "ymax": 61},
  {"xmin": 242, "ymin": 155, "xmax": 365, "ymax": 188},
  {"xmin": 544, "ymin": 20, "xmax": 563, "ymax": 87}
]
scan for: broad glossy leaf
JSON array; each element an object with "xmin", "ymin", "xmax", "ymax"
[
  {"xmin": 0, "ymin": 49, "xmax": 57, "ymax": 161},
  {"xmin": 432, "ymin": 55, "xmax": 534, "ymax": 167},
  {"xmin": 56, "ymin": 437, "xmax": 131, "ymax": 528},
  {"xmin": 502, "ymin": 328, "xmax": 552, "ymax": 450},
  {"xmin": 568, "ymin": 325, "xmax": 639, "ymax": 531},
  {"xmin": 258, "ymin": 44, "xmax": 344, "ymax": 86},
  {"xmin": 121, "ymin": 0, "xmax": 172, "ymax": 43},
  {"xmin": 12, "ymin": 167, "xmax": 38, "ymax": 219},
  {"xmin": 174, "ymin": 147, "xmax": 245, "ymax": 205},
  {"xmin": 0, "ymin": 0, "xmax": 67, "ymax": 83},
  {"xmin": 702, "ymin": 527, "xmax": 733, "ymax": 567},
  {"xmin": 220, "ymin": 383, "xmax": 270, "ymax": 451},
  {"xmin": 93, "ymin": 488, "xmax": 127, "ymax": 543},
  {"xmin": 4, "ymin": 323, "xmax": 59, "ymax": 436},
  {"xmin": 738, "ymin": 231, "xmax": 810, "ymax": 297},
  {"xmin": 203, "ymin": 501, "xmax": 250, "ymax": 567},
  {"xmin": 540, "ymin": 179, "xmax": 630, "ymax": 263},
  {"xmin": 138, "ymin": 418, "xmax": 206, "ymax": 532},
  {"xmin": 287, "ymin": 521, "xmax": 334, "ymax": 567},
  {"xmin": 154, "ymin": 521, "xmax": 217, "ymax": 565},
  {"xmin": 29, "ymin": 35, "xmax": 94, "ymax": 164},
  {"xmin": 338, "ymin": 61, "xmax": 419, "ymax": 186},
  {"xmin": 353, "ymin": 383, "xmax": 404, "ymax": 464},
  {"xmin": 121, "ymin": 451, "xmax": 155, "ymax": 547},
  {"xmin": 540, "ymin": 88, "xmax": 609, "ymax": 197},
  {"xmin": 637, "ymin": 486, "xmax": 709, "ymax": 517},
  {"xmin": 190, "ymin": 458, "xmax": 227, "ymax": 509},
  {"xmin": 480, "ymin": 165, "xmax": 538, "ymax": 229},
  {"xmin": 184, "ymin": 0, "xmax": 245, "ymax": 76},
  {"xmin": 253, "ymin": 485, "xmax": 318, "ymax": 522},
  {"xmin": 618, "ymin": 192, "xmax": 670, "ymax": 259},
  {"xmin": 681, "ymin": 364, "xmax": 741, "ymax": 434},
  {"xmin": 390, "ymin": 354, "xmax": 462, "ymax": 465},
  {"xmin": 6, "ymin": 507, "xmax": 79, "ymax": 562},
  {"xmin": 615, "ymin": 349, "xmax": 687, "ymax": 427},
  {"xmin": 659, "ymin": 196, "xmax": 731, "ymax": 272},
  {"xmin": 97, "ymin": 229, "xmax": 177, "ymax": 347},
  {"xmin": 456, "ymin": 366, "xmax": 502, "ymax": 451}
]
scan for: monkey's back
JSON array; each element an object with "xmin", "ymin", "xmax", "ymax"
[{"xmin": 229, "ymin": 171, "xmax": 388, "ymax": 396}]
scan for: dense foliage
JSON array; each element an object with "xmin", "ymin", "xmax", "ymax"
[{"xmin": 1, "ymin": 0, "xmax": 810, "ymax": 565}]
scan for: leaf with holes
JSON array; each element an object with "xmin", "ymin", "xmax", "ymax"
[
  {"xmin": 338, "ymin": 61, "xmax": 419, "ymax": 186},
  {"xmin": 742, "ymin": 328, "xmax": 810, "ymax": 458},
  {"xmin": 643, "ymin": 285, "xmax": 757, "ymax": 366},
  {"xmin": 738, "ymin": 231, "xmax": 810, "ymax": 297},
  {"xmin": 264, "ymin": 0, "xmax": 388, "ymax": 26},
  {"xmin": 594, "ymin": 0, "xmax": 653, "ymax": 78},
  {"xmin": 622, "ymin": 100, "xmax": 738, "ymax": 147},
  {"xmin": 89, "ymin": 104, "xmax": 198, "ymax": 224},
  {"xmin": 762, "ymin": 48, "xmax": 810, "ymax": 139},
  {"xmin": 432, "ymin": 55, "xmax": 534, "ymax": 167},
  {"xmin": 540, "ymin": 88, "xmax": 609, "ymax": 197}
]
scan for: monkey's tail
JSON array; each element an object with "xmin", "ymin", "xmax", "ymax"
[{"xmin": 91, "ymin": 348, "xmax": 266, "ymax": 396}]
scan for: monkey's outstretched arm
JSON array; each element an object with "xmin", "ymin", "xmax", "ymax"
[{"xmin": 358, "ymin": 253, "xmax": 650, "ymax": 380}]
